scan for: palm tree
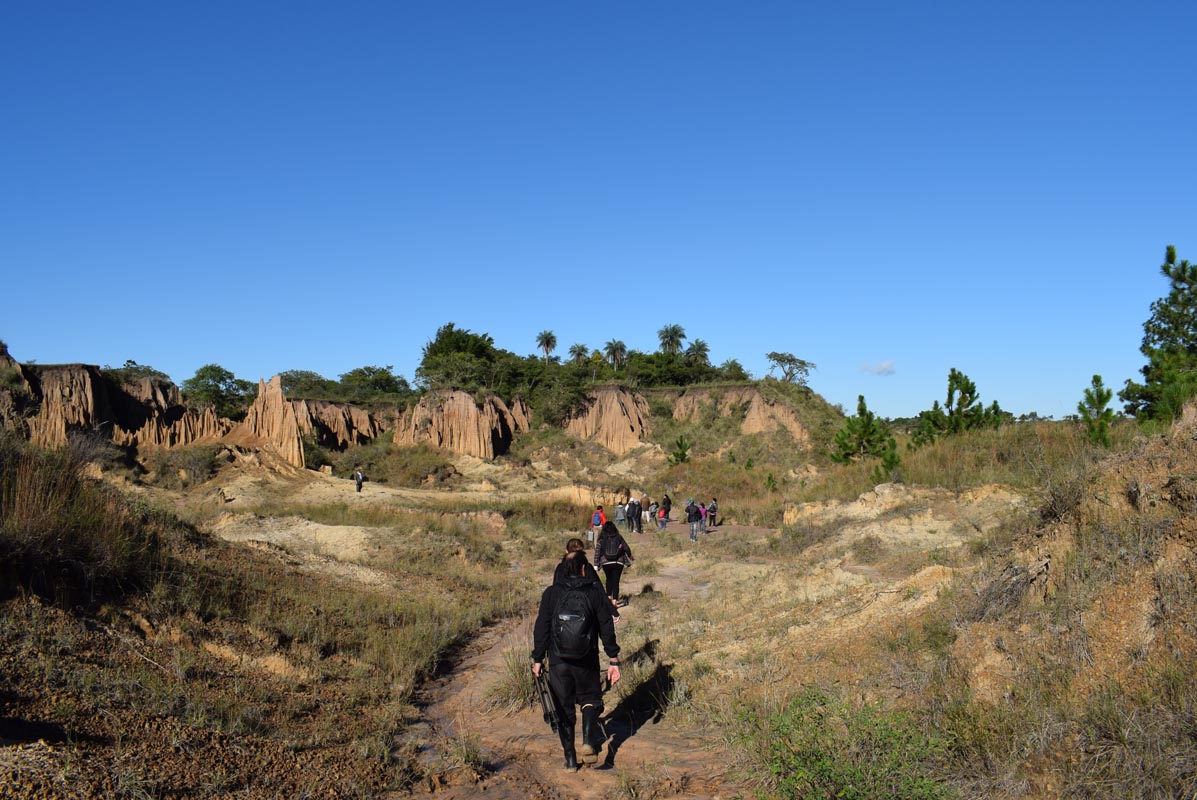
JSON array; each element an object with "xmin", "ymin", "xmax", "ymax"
[
  {"xmin": 603, "ymin": 339, "xmax": 627, "ymax": 372},
  {"xmin": 685, "ymin": 338, "xmax": 710, "ymax": 366},
  {"xmin": 657, "ymin": 324, "xmax": 686, "ymax": 355},
  {"xmin": 568, "ymin": 343, "xmax": 589, "ymax": 366},
  {"xmin": 535, "ymin": 330, "xmax": 557, "ymax": 363}
]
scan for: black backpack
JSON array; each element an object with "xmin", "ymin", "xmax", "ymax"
[
  {"xmin": 602, "ymin": 534, "xmax": 623, "ymax": 560},
  {"xmin": 552, "ymin": 588, "xmax": 595, "ymax": 660}
]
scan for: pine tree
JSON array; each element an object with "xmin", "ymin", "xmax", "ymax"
[
  {"xmin": 1078, "ymin": 374, "xmax": 1115, "ymax": 447},
  {"xmin": 911, "ymin": 368, "xmax": 1008, "ymax": 447},
  {"xmin": 831, "ymin": 395, "xmax": 899, "ymax": 479},
  {"xmin": 1120, "ymin": 246, "xmax": 1197, "ymax": 420}
]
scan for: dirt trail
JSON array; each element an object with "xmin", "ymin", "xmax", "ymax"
[{"xmin": 406, "ymin": 526, "xmax": 754, "ymax": 800}]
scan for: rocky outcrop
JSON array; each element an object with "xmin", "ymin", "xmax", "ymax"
[
  {"xmin": 236, "ymin": 377, "xmax": 305, "ymax": 468},
  {"xmin": 291, "ymin": 399, "xmax": 390, "ymax": 449},
  {"xmin": 14, "ymin": 364, "xmax": 231, "ymax": 450},
  {"xmin": 673, "ymin": 386, "xmax": 811, "ymax": 447},
  {"xmin": 566, "ymin": 387, "xmax": 651, "ymax": 455},
  {"xmin": 393, "ymin": 390, "xmax": 528, "ymax": 459}
]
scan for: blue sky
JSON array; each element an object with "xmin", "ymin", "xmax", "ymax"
[{"xmin": 3, "ymin": 1, "xmax": 1194, "ymax": 419}]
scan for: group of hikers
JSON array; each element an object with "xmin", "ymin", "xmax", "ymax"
[
  {"xmin": 529, "ymin": 492, "xmax": 725, "ymax": 772},
  {"xmin": 591, "ymin": 494, "xmax": 719, "ymax": 543},
  {"xmin": 586, "ymin": 491, "xmax": 713, "ymax": 541}
]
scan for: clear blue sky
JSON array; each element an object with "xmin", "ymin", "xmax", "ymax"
[{"xmin": 3, "ymin": 1, "xmax": 1194, "ymax": 419}]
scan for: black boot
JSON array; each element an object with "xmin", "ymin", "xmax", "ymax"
[
  {"xmin": 559, "ymin": 723, "xmax": 578, "ymax": 772},
  {"xmin": 580, "ymin": 705, "xmax": 603, "ymax": 764}
]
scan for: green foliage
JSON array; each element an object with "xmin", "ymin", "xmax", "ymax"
[
  {"xmin": 278, "ymin": 369, "xmax": 337, "ymax": 397},
  {"xmin": 337, "ymin": 365, "xmax": 411, "ymax": 402},
  {"xmin": 684, "ymin": 338, "xmax": 710, "ymax": 366},
  {"xmin": 1120, "ymin": 245, "xmax": 1197, "ymax": 420},
  {"xmin": 102, "ymin": 359, "xmax": 171, "ymax": 386},
  {"xmin": 756, "ymin": 687, "xmax": 954, "ymax": 800},
  {"xmin": 181, "ymin": 364, "xmax": 255, "ymax": 421},
  {"xmin": 657, "ymin": 324, "xmax": 686, "ymax": 355},
  {"xmin": 603, "ymin": 339, "xmax": 627, "ymax": 371},
  {"xmin": 567, "ymin": 343, "xmax": 589, "ymax": 365},
  {"xmin": 1077, "ymin": 374, "xmax": 1115, "ymax": 447},
  {"xmin": 831, "ymin": 395, "xmax": 899, "ymax": 480},
  {"xmin": 667, "ymin": 435, "xmax": 692, "ymax": 465},
  {"xmin": 910, "ymin": 368, "xmax": 1009, "ymax": 448},
  {"xmin": 534, "ymin": 329, "xmax": 556, "ymax": 361},
  {"xmin": 719, "ymin": 358, "xmax": 751, "ymax": 381},
  {"xmin": 766, "ymin": 351, "xmax": 816, "ymax": 386}
]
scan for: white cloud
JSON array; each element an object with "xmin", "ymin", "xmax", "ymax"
[{"xmin": 860, "ymin": 360, "xmax": 896, "ymax": 376}]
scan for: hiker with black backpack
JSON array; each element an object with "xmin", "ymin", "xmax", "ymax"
[
  {"xmin": 595, "ymin": 521, "xmax": 633, "ymax": 610},
  {"xmin": 531, "ymin": 548, "xmax": 622, "ymax": 771}
]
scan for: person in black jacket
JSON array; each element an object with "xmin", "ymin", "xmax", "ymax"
[
  {"xmin": 531, "ymin": 549, "xmax": 622, "ymax": 771},
  {"xmin": 595, "ymin": 521, "xmax": 634, "ymax": 609}
]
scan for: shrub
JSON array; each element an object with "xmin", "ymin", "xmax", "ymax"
[{"xmin": 754, "ymin": 687, "xmax": 955, "ymax": 800}]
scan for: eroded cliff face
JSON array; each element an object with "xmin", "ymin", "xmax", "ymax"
[
  {"xmin": 565, "ymin": 387, "xmax": 652, "ymax": 455},
  {"xmin": 672, "ymin": 386, "xmax": 811, "ymax": 447},
  {"xmin": 291, "ymin": 399, "xmax": 390, "ymax": 450},
  {"xmin": 15, "ymin": 365, "xmax": 230, "ymax": 451},
  {"xmin": 393, "ymin": 390, "xmax": 528, "ymax": 459}
]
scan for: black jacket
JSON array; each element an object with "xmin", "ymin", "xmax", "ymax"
[
  {"xmin": 595, "ymin": 529, "xmax": 634, "ymax": 568},
  {"xmin": 686, "ymin": 503, "xmax": 702, "ymax": 523},
  {"xmin": 531, "ymin": 565, "xmax": 620, "ymax": 665}
]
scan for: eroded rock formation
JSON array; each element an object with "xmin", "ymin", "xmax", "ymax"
[
  {"xmin": 16, "ymin": 364, "xmax": 230, "ymax": 451},
  {"xmin": 393, "ymin": 390, "xmax": 528, "ymax": 459},
  {"xmin": 236, "ymin": 377, "xmax": 305, "ymax": 468},
  {"xmin": 565, "ymin": 387, "xmax": 651, "ymax": 455},
  {"xmin": 291, "ymin": 399, "xmax": 390, "ymax": 450},
  {"xmin": 673, "ymin": 386, "xmax": 811, "ymax": 447}
]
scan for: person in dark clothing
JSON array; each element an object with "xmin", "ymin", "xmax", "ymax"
[
  {"xmin": 595, "ymin": 521, "xmax": 634, "ymax": 609},
  {"xmin": 686, "ymin": 499, "xmax": 703, "ymax": 542},
  {"xmin": 531, "ymin": 549, "xmax": 622, "ymax": 771},
  {"xmin": 354, "ymin": 467, "xmax": 364, "ymax": 493},
  {"xmin": 707, "ymin": 497, "xmax": 718, "ymax": 529},
  {"xmin": 661, "ymin": 494, "xmax": 672, "ymax": 521},
  {"xmin": 625, "ymin": 497, "xmax": 641, "ymax": 534}
]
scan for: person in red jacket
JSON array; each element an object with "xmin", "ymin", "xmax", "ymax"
[{"xmin": 588, "ymin": 505, "xmax": 606, "ymax": 545}]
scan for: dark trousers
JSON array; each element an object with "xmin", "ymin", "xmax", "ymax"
[
  {"xmin": 549, "ymin": 659, "xmax": 603, "ymax": 729},
  {"xmin": 602, "ymin": 563, "xmax": 624, "ymax": 602}
]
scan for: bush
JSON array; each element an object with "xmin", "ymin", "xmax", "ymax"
[{"xmin": 755, "ymin": 687, "xmax": 955, "ymax": 800}]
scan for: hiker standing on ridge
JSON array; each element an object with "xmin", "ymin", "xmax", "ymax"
[
  {"xmin": 531, "ymin": 548, "xmax": 621, "ymax": 771},
  {"xmin": 354, "ymin": 466, "xmax": 364, "ymax": 493},
  {"xmin": 595, "ymin": 521, "xmax": 634, "ymax": 610}
]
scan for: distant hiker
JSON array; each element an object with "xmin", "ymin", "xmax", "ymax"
[
  {"xmin": 687, "ymin": 499, "xmax": 702, "ymax": 542},
  {"xmin": 595, "ymin": 521, "xmax": 634, "ymax": 610},
  {"xmin": 708, "ymin": 498, "xmax": 718, "ymax": 529},
  {"xmin": 639, "ymin": 495, "xmax": 650, "ymax": 530},
  {"xmin": 699, "ymin": 502, "xmax": 708, "ymax": 534},
  {"xmin": 614, "ymin": 502, "xmax": 626, "ymax": 530},
  {"xmin": 589, "ymin": 505, "xmax": 606, "ymax": 544},
  {"xmin": 626, "ymin": 497, "xmax": 642, "ymax": 534},
  {"xmin": 657, "ymin": 505, "xmax": 667, "ymax": 530},
  {"xmin": 531, "ymin": 548, "xmax": 621, "ymax": 771},
  {"xmin": 354, "ymin": 467, "xmax": 364, "ymax": 493},
  {"xmin": 661, "ymin": 494, "xmax": 672, "ymax": 521},
  {"xmin": 648, "ymin": 500, "xmax": 658, "ymax": 524}
]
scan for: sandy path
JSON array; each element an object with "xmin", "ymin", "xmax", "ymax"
[{"xmin": 407, "ymin": 528, "xmax": 754, "ymax": 800}]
